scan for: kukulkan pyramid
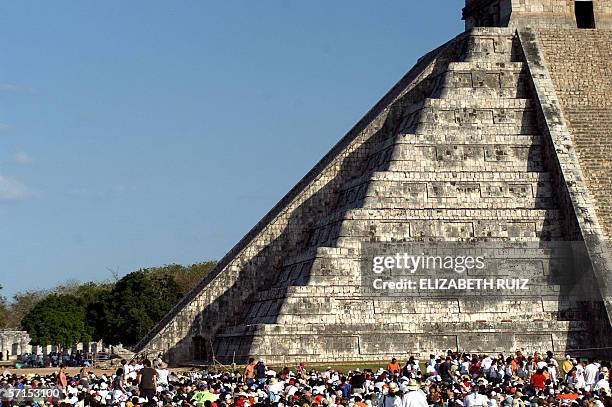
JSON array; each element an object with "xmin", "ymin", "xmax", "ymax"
[{"xmin": 136, "ymin": 0, "xmax": 612, "ymax": 364}]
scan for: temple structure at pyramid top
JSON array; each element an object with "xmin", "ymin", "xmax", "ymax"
[
  {"xmin": 136, "ymin": 0, "xmax": 612, "ymax": 364},
  {"xmin": 463, "ymin": 0, "xmax": 612, "ymax": 29}
]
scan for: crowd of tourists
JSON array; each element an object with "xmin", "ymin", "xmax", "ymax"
[
  {"xmin": 1, "ymin": 350, "xmax": 610, "ymax": 407},
  {"xmin": 16, "ymin": 352, "xmax": 91, "ymax": 369}
]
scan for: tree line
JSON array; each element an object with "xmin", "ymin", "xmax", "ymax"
[{"xmin": 0, "ymin": 262, "xmax": 215, "ymax": 349}]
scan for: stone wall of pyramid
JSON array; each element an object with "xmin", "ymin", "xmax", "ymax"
[
  {"xmin": 135, "ymin": 26, "xmax": 612, "ymax": 364},
  {"xmin": 536, "ymin": 29, "xmax": 612, "ymax": 239}
]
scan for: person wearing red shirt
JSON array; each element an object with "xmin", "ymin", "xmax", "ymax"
[
  {"xmin": 387, "ymin": 358, "xmax": 401, "ymax": 374},
  {"xmin": 530, "ymin": 369, "xmax": 547, "ymax": 390}
]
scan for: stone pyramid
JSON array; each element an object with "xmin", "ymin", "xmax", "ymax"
[{"xmin": 136, "ymin": 0, "xmax": 612, "ymax": 364}]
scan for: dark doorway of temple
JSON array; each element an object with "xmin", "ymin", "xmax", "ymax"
[
  {"xmin": 575, "ymin": 1, "xmax": 595, "ymax": 28},
  {"xmin": 192, "ymin": 336, "xmax": 207, "ymax": 361}
]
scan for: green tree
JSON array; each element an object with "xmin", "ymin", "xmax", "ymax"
[
  {"xmin": 21, "ymin": 294, "xmax": 92, "ymax": 349},
  {"xmin": 8, "ymin": 281, "xmax": 112, "ymax": 330},
  {"xmin": 7, "ymin": 289, "xmax": 50, "ymax": 329},
  {"xmin": 144, "ymin": 261, "xmax": 216, "ymax": 295},
  {"xmin": 0, "ymin": 285, "xmax": 8, "ymax": 329},
  {"xmin": 13, "ymin": 262, "xmax": 213, "ymax": 346},
  {"xmin": 93, "ymin": 271, "xmax": 182, "ymax": 347}
]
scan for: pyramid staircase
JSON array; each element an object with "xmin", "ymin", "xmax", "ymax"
[
  {"xmin": 208, "ymin": 28, "xmax": 593, "ymax": 363},
  {"xmin": 135, "ymin": 28, "xmax": 605, "ymax": 365}
]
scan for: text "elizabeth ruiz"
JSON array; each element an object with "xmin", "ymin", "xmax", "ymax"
[{"xmin": 372, "ymin": 278, "xmax": 530, "ymax": 291}]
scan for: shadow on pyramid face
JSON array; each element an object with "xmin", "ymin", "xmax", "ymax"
[
  {"xmin": 147, "ymin": 28, "xmax": 612, "ymax": 365},
  {"xmin": 163, "ymin": 43, "xmax": 465, "ymax": 365}
]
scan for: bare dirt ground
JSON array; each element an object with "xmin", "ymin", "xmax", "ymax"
[
  {"xmin": 6, "ymin": 365, "xmax": 217, "ymax": 377},
  {"xmin": 7, "ymin": 367, "xmax": 115, "ymax": 376},
  {"xmin": 6, "ymin": 361, "xmax": 391, "ymax": 377}
]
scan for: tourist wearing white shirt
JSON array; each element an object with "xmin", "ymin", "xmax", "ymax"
[
  {"xmin": 584, "ymin": 362, "xmax": 600, "ymax": 389},
  {"xmin": 576, "ymin": 363, "xmax": 586, "ymax": 389},
  {"xmin": 156, "ymin": 367, "xmax": 169, "ymax": 386},
  {"xmin": 594, "ymin": 377, "xmax": 610, "ymax": 393},
  {"xmin": 401, "ymin": 380, "xmax": 427, "ymax": 407},
  {"xmin": 464, "ymin": 387, "xmax": 489, "ymax": 407}
]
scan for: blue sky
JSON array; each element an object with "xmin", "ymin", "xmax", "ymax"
[{"xmin": 0, "ymin": 2, "xmax": 461, "ymax": 299}]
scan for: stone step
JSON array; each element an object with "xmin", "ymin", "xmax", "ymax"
[
  {"xmin": 336, "ymin": 220, "xmax": 562, "ymax": 241},
  {"xmin": 393, "ymin": 133, "xmax": 544, "ymax": 145},
  {"xmin": 309, "ymin": 207, "xmax": 557, "ymax": 224},
  {"xmin": 391, "ymin": 142, "xmax": 543, "ymax": 159},
  {"xmin": 461, "ymin": 28, "xmax": 519, "ymax": 63},
  {"xmin": 304, "ymin": 220, "xmax": 566, "ymax": 254},
  {"xmin": 300, "ymin": 244, "xmax": 570, "ymax": 269},
  {"xmin": 250, "ymin": 285, "xmax": 584, "ymax": 303},
  {"xmin": 366, "ymin": 177, "xmax": 555, "ymax": 198},
  {"xmin": 304, "ymin": 206, "xmax": 561, "ymax": 232},
  {"xmin": 446, "ymin": 61, "xmax": 525, "ymax": 72},
  {"xmin": 365, "ymin": 178, "xmax": 555, "ymax": 200},
  {"xmin": 368, "ymin": 180, "xmax": 554, "ymax": 197},
  {"xmin": 314, "ymin": 246, "xmax": 352, "ymax": 257},
  {"xmin": 336, "ymin": 187, "xmax": 551, "ymax": 213},
  {"xmin": 334, "ymin": 175, "xmax": 554, "ymax": 215},
  {"xmin": 387, "ymin": 144, "xmax": 545, "ymax": 167},
  {"xmin": 341, "ymin": 207, "xmax": 559, "ymax": 220},
  {"xmin": 405, "ymin": 97, "xmax": 532, "ymax": 114},
  {"xmin": 270, "ymin": 309, "xmax": 583, "ymax": 326},
  {"xmin": 341, "ymin": 207, "xmax": 560, "ymax": 221},
  {"xmin": 254, "ymin": 285, "xmax": 363, "ymax": 303},
  {"xmin": 413, "ymin": 122, "xmax": 540, "ymax": 135},
  {"xmin": 369, "ymin": 170, "xmax": 552, "ymax": 182},
  {"xmin": 389, "ymin": 162, "xmax": 546, "ymax": 172},
  {"xmin": 428, "ymin": 97, "xmax": 531, "ymax": 108},
  {"xmin": 438, "ymin": 86, "xmax": 530, "ymax": 99},
  {"xmin": 468, "ymin": 27, "xmax": 516, "ymax": 35},
  {"xmin": 410, "ymin": 105, "xmax": 535, "ymax": 129},
  {"xmin": 265, "ymin": 289, "xmax": 549, "ymax": 306},
  {"xmin": 220, "ymin": 318, "xmax": 588, "ymax": 337},
  {"xmin": 438, "ymin": 62, "xmax": 529, "ymax": 99},
  {"xmin": 254, "ymin": 285, "xmax": 591, "ymax": 303},
  {"xmin": 388, "ymin": 158, "xmax": 546, "ymax": 172},
  {"xmin": 396, "ymin": 99, "xmax": 535, "ymax": 133},
  {"xmin": 256, "ymin": 273, "xmax": 578, "ymax": 301},
  {"xmin": 362, "ymin": 196, "xmax": 556, "ymax": 210}
]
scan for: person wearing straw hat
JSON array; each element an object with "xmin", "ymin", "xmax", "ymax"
[
  {"xmin": 378, "ymin": 382, "xmax": 401, "ymax": 407},
  {"xmin": 401, "ymin": 379, "xmax": 427, "ymax": 407}
]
